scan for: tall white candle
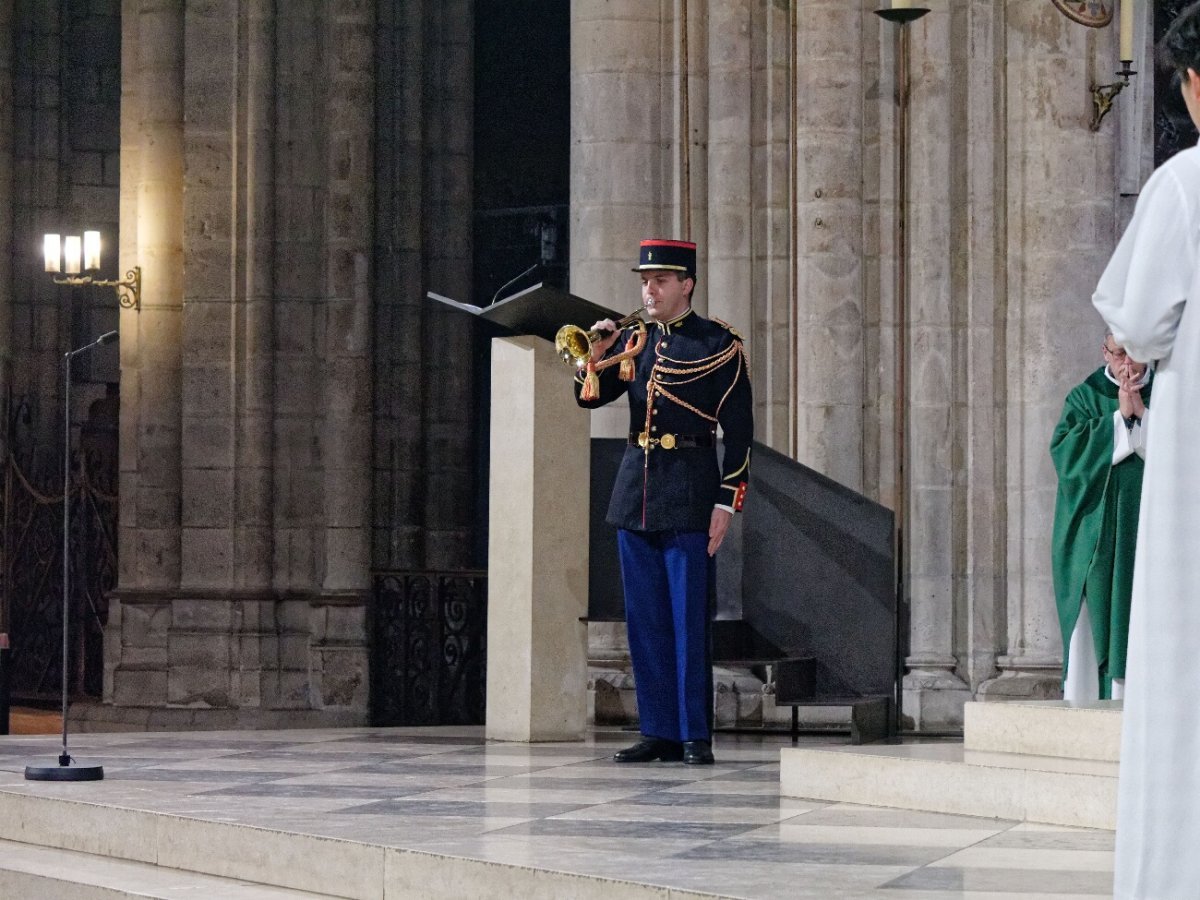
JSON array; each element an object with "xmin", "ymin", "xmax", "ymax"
[
  {"xmin": 83, "ymin": 231, "xmax": 101, "ymax": 271},
  {"xmin": 43, "ymin": 234, "xmax": 61, "ymax": 273},
  {"xmin": 1120, "ymin": 0, "xmax": 1135, "ymax": 63},
  {"xmin": 64, "ymin": 236, "xmax": 81, "ymax": 275}
]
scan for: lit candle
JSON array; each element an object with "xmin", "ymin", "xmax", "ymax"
[
  {"xmin": 64, "ymin": 236, "xmax": 81, "ymax": 275},
  {"xmin": 1120, "ymin": 0, "xmax": 1134, "ymax": 63},
  {"xmin": 83, "ymin": 231, "xmax": 101, "ymax": 271},
  {"xmin": 43, "ymin": 234, "xmax": 61, "ymax": 273}
]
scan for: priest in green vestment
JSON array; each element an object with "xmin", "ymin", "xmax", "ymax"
[{"xmin": 1050, "ymin": 335, "xmax": 1150, "ymax": 703}]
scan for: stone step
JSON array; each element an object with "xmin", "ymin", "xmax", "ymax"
[
  {"xmin": 964, "ymin": 700, "xmax": 1121, "ymax": 762},
  {"xmin": 0, "ymin": 789, "xmax": 713, "ymax": 900},
  {"xmin": 779, "ymin": 742, "xmax": 1116, "ymax": 830},
  {"xmin": 0, "ymin": 837, "xmax": 339, "ymax": 899}
]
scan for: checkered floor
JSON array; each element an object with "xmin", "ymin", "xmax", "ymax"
[{"xmin": 0, "ymin": 727, "xmax": 1113, "ymax": 899}]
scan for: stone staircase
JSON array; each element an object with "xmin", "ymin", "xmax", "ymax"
[{"xmin": 779, "ymin": 699, "xmax": 1121, "ymax": 830}]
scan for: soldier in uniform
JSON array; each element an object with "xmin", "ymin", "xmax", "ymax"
[{"xmin": 575, "ymin": 238, "xmax": 753, "ymax": 765}]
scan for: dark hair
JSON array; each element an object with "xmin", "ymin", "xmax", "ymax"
[{"xmin": 1159, "ymin": 1, "xmax": 1200, "ymax": 75}]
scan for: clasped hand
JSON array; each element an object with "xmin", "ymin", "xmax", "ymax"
[{"xmin": 1116, "ymin": 358, "xmax": 1146, "ymax": 420}]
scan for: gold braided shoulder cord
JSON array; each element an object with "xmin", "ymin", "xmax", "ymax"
[
  {"xmin": 653, "ymin": 342, "xmax": 740, "ymax": 386},
  {"xmin": 644, "ymin": 336, "xmax": 745, "ymax": 423},
  {"xmin": 714, "ymin": 344, "xmax": 745, "ymax": 419}
]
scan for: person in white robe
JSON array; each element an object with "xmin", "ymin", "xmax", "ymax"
[{"xmin": 1093, "ymin": 6, "xmax": 1200, "ymax": 896}]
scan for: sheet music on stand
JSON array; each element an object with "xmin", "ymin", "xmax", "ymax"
[{"xmin": 426, "ymin": 282, "xmax": 621, "ymax": 343}]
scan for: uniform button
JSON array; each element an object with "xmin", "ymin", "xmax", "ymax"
[
  {"xmin": 651, "ymin": 408, "xmax": 658, "ymax": 415},
  {"xmin": 651, "ymin": 426, "xmax": 657, "ymax": 432},
  {"xmin": 660, "ymin": 341, "xmax": 668, "ymax": 349}
]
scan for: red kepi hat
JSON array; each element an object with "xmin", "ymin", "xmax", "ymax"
[{"xmin": 632, "ymin": 239, "xmax": 696, "ymax": 276}]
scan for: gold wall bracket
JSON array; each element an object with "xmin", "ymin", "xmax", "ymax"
[{"xmin": 54, "ymin": 266, "xmax": 141, "ymax": 310}]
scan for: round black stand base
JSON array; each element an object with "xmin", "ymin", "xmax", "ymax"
[{"xmin": 25, "ymin": 759, "xmax": 104, "ymax": 781}]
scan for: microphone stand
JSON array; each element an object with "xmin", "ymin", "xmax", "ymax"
[{"xmin": 25, "ymin": 330, "xmax": 118, "ymax": 782}]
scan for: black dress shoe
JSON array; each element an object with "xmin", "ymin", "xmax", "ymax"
[
  {"xmin": 613, "ymin": 737, "xmax": 684, "ymax": 763},
  {"xmin": 682, "ymin": 740, "xmax": 715, "ymax": 765}
]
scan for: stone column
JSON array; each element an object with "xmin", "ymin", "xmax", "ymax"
[
  {"xmin": 108, "ymin": 0, "xmax": 184, "ymax": 711},
  {"xmin": 421, "ymin": 0, "xmax": 474, "ymax": 570},
  {"xmin": 274, "ymin": 0, "xmax": 324, "ymax": 590},
  {"xmin": 958, "ymin": 0, "xmax": 1006, "ymax": 695},
  {"xmin": 706, "ymin": 0, "xmax": 751, "ymax": 329},
  {"xmin": 900, "ymin": 6, "xmax": 972, "ymax": 727},
  {"xmin": 571, "ymin": 0, "xmax": 673, "ymax": 395},
  {"xmin": 178, "ymin": 0, "xmax": 276, "ymax": 594},
  {"xmin": 793, "ymin": 0, "xmax": 865, "ymax": 491},
  {"xmin": 120, "ymin": 0, "xmax": 184, "ymax": 593},
  {"xmin": 986, "ymin": 0, "xmax": 1116, "ymax": 698},
  {"xmin": 752, "ymin": 0, "xmax": 792, "ymax": 450},
  {"xmin": 321, "ymin": 4, "xmax": 373, "ymax": 593},
  {"xmin": 372, "ymin": 0, "xmax": 425, "ymax": 571}
]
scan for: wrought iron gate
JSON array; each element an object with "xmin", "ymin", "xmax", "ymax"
[
  {"xmin": 0, "ymin": 397, "xmax": 117, "ymax": 702},
  {"xmin": 370, "ymin": 571, "xmax": 487, "ymax": 726}
]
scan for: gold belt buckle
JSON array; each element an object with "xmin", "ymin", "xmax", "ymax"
[
  {"xmin": 659, "ymin": 433, "xmax": 677, "ymax": 450},
  {"xmin": 637, "ymin": 432, "xmax": 650, "ymax": 449}
]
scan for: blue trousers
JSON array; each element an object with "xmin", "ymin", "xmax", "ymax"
[{"xmin": 616, "ymin": 528, "xmax": 713, "ymax": 742}]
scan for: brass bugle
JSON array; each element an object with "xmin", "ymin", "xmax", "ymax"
[{"xmin": 554, "ymin": 309, "xmax": 646, "ymax": 368}]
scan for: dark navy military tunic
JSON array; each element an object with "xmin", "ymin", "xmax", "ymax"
[{"xmin": 575, "ymin": 307, "xmax": 753, "ymax": 530}]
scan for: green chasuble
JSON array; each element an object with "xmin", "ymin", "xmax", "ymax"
[{"xmin": 1050, "ymin": 366, "xmax": 1150, "ymax": 699}]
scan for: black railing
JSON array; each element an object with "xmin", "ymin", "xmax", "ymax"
[{"xmin": 370, "ymin": 570, "xmax": 487, "ymax": 726}]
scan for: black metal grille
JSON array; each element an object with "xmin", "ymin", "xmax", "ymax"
[
  {"xmin": 370, "ymin": 571, "xmax": 487, "ymax": 726},
  {"xmin": 1, "ymin": 426, "xmax": 117, "ymax": 702}
]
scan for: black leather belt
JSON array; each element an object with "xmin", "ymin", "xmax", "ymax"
[{"xmin": 629, "ymin": 431, "xmax": 715, "ymax": 450}]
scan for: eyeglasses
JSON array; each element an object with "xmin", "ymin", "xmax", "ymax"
[{"xmin": 1103, "ymin": 344, "xmax": 1128, "ymax": 360}]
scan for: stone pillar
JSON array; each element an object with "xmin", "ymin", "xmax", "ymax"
[
  {"xmin": 793, "ymin": 0, "xmax": 865, "ymax": 491},
  {"xmin": 274, "ymin": 0, "xmax": 324, "ymax": 590},
  {"xmin": 120, "ymin": 0, "xmax": 184, "ymax": 594},
  {"xmin": 373, "ymin": 0, "xmax": 425, "ymax": 571},
  {"xmin": 485, "ymin": 336, "xmax": 590, "ymax": 742},
  {"xmin": 321, "ymin": 4, "xmax": 373, "ymax": 592},
  {"xmin": 958, "ymin": 0, "xmax": 1006, "ymax": 695},
  {"xmin": 178, "ymin": 0, "xmax": 276, "ymax": 594},
  {"xmin": 984, "ymin": 0, "xmax": 1116, "ymax": 699},
  {"xmin": 421, "ymin": 0, "xmax": 474, "ymax": 570},
  {"xmin": 706, "ymin": 0, "xmax": 751, "ymax": 329},
  {"xmin": 571, "ymin": 0, "xmax": 675, "ymax": 442},
  {"xmin": 752, "ymin": 0, "xmax": 792, "ymax": 451},
  {"xmin": 108, "ymin": 0, "xmax": 184, "ymax": 711},
  {"xmin": 900, "ymin": 7, "xmax": 973, "ymax": 727}
]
